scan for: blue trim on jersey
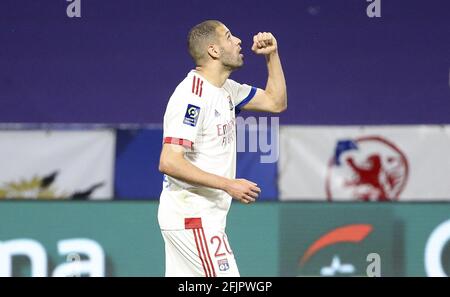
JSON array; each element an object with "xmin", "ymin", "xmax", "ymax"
[{"xmin": 235, "ymin": 86, "xmax": 257, "ymax": 114}]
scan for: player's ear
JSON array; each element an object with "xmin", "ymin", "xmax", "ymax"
[{"xmin": 207, "ymin": 44, "xmax": 220, "ymax": 59}]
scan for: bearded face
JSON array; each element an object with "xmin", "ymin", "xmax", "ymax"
[
  {"xmin": 219, "ymin": 45, "xmax": 243, "ymax": 70},
  {"xmin": 215, "ymin": 25, "xmax": 243, "ymax": 70}
]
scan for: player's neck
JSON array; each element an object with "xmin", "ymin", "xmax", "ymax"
[{"xmin": 194, "ymin": 65, "xmax": 231, "ymax": 88}]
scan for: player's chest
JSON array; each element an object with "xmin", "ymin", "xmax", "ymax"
[{"xmin": 202, "ymin": 93, "xmax": 236, "ymax": 136}]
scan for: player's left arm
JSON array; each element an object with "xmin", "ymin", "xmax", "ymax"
[{"xmin": 242, "ymin": 32, "xmax": 287, "ymax": 113}]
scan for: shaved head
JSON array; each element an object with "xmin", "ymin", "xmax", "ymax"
[{"xmin": 187, "ymin": 20, "xmax": 223, "ymax": 65}]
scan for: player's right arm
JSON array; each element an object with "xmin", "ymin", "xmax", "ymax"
[{"xmin": 159, "ymin": 143, "xmax": 260, "ymax": 204}]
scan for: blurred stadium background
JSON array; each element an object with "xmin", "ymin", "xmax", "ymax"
[{"xmin": 1, "ymin": 0, "xmax": 449, "ymax": 276}]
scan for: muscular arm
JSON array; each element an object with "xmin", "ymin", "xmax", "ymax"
[
  {"xmin": 158, "ymin": 143, "xmax": 260, "ymax": 203},
  {"xmin": 242, "ymin": 32, "xmax": 287, "ymax": 113}
]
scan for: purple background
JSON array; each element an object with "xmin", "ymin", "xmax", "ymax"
[{"xmin": 1, "ymin": 0, "xmax": 449, "ymax": 124}]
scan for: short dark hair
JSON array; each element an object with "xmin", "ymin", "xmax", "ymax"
[{"xmin": 187, "ymin": 20, "xmax": 223, "ymax": 65}]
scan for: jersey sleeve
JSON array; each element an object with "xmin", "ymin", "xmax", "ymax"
[
  {"xmin": 225, "ymin": 79, "xmax": 257, "ymax": 113},
  {"xmin": 163, "ymin": 88, "xmax": 205, "ymax": 149}
]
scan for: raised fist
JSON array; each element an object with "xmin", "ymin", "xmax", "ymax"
[{"xmin": 251, "ymin": 32, "xmax": 278, "ymax": 55}]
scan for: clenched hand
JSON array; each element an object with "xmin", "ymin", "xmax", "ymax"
[{"xmin": 251, "ymin": 32, "xmax": 278, "ymax": 55}]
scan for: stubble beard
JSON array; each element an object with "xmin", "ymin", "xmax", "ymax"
[{"xmin": 220, "ymin": 47, "xmax": 243, "ymax": 71}]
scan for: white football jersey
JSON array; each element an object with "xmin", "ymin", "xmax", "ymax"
[{"xmin": 158, "ymin": 70, "xmax": 256, "ymax": 231}]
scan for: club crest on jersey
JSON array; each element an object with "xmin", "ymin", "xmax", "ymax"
[
  {"xmin": 218, "ymin": 258, "xmax": 230, "ymax": 271},
  {"xmin": 228, "ymin": 96, "xmax": 234, "ymax": 111},
  {"xmin": 183, "ymin": 104, "xmax": 201, "ymax": 127}
]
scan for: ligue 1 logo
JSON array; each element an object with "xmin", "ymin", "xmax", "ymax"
[{"xmin": 325, "ymin": 136, "xmax": 409, "ymax": 201}]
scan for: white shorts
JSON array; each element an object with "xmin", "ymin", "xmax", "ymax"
[{"xmin": 161, "ymin": 221, "xmax": 240, "ymax": 277}]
